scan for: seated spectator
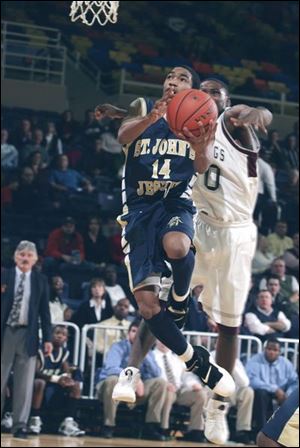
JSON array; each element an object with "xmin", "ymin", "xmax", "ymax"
[
  {"xmin": 13, "ymin": 118, "xmax": 32, "ymax": 149},
  {"xmin": 81, "ymin": 109, "xmax": 102, "ymax": 143},
  {"xmin": 252, "ymin": 234, "xmax": 275, "ymax": 275},
  {"xmin": 210, "ymin": 349, "xmax": 255, "ymax": 445},
  {"xmin": 106, "ymin": 220, "xmax": 125, "ymax": 266},
  {"xmin": 49, "ymin": 276, "xmax": 74, "ymax": 322},
  {"xmin": 11, "ymin": 166, "xmax": 45, "ymax": 214},
  {"xmin": 282, "ymin": 134, "xmax": 299, "ymax": 171},
  {"xmin": 1, "ymin": 129, "xmax": 18, "ymax": 172},
  {"xmin": 44, "ymin": 216, "xmax": 85, "ymax": 275},
  {"xmin": 283, "ymin": 233, "xmax": 299, "ymax": 279},
  {"xmin": 22, "ymin": 128, "xmax": 49, "ymax": 166},
  {"xmin": 246, "ymin": 338, "xmax": 299, "ymax": 435},
  {"xmin": 266, "ymin": 221, "xmax": 293, "ymax": 258},
  {"xmin": 93, "ymin": 298, "xmax": 132, "ymax": 362},
  {"xmin": 260, "ymin": 258, "xmax": 299, "ymax": 311},
  {"xmin": 104, "ymin": 265, "xmax": 126, "ymax": 307},
  {"xmin": 82, "ymin": 138, "xmax": 117, "ymax": 178},
  {"xmin": 49, "ymin": 154, "xmax": 94, "ymax": 198},
  {"xmin": 57, "ymin": 110, "xmax": 79, "ymax": 150},
  {"xmin": 154, "ymin": 340, "xmax": 207, "ymax": 442},
  {"xmin": 83, "ymin": 216, "xmax": 109, "ymax": 268},
  {"xmin": 254, "ymin": 156, "xmax": 277, "ymax": 235},
  {"xmin": 28, "ymin": 325, "xmax": 85, "ymax": 437},
  {"xmin": 71, "ymin": 278, "xmax": 113, "ymax": 329},
  {"xmin": 244, "ymin": 290, "xmax": 291, "ymax": 342},
  {"xmin": 44, "ymin": 121, "xmax": 63, "ymax": 165},
  {"xmin": 95, "ymin": 321, "xmax": 167, "ymax": 440}
]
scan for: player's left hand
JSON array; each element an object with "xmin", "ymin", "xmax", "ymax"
[
  {"xmin": 95, "ymin": 104, "xmax": 128, "ymax": 120},
  {"xmin": 230, "ymin": 108, "xmax": 268, "ymax": 134},
  {"xmin": 44, "ymin": 342, "xmax": 53, "ymax": 356},
  {"xmin": 177, "ymin": 119, "xmax": 217, "ymax": 153}
]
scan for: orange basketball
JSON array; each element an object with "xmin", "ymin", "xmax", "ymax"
[{"xmin": 166, "ymin": 89, "xmax": 218, "ymax": 137}]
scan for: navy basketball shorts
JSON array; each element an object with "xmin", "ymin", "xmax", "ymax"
[
  {"xmin": 118, "ymin": 198, "xmax": 196, "ymax": 292},
  {"xmin": 261, "ymin": 387, "xmax": 299, "ymax": 447}
]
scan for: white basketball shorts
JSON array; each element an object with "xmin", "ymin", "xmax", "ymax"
[{"xmin": 192, "ymin": 216, "xmax": 257, "ymax": 327}]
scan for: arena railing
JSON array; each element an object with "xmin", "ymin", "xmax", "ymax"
[
  {"xmin": 277, "ymin": 337, "xmax": 299, "ymax": 370},
  {"xmin": 119, "ymin": 68, "xmax": 299, "ymax": 117},
  {"xmin": 1, "ymin": 20, "xmax": 66, "ymax": 85},
  {"xmin": 80, "ymin": 324, "xmax": 128, "ymax": 398},
  {"xmin": 80, "ymin": 325, "xmax": 265, "ymax": 399}
]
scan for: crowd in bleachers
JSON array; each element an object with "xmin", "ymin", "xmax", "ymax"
[
  {"xmin": 1, "ymin": 104, "xmax": 299, "ymax": 441},
  {"xmin": 3, "ymin": 1, "xmax": 299, "ymax": 100}
]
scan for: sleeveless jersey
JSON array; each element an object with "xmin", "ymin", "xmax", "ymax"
[
  {"xmin": 121, "ymin": 98, "xmax": 197, "ymax": 210},
  {"xmin": 192, "ymin": 111, "xmax": 259, "ymax": 226},
  {"xmin": 38, "ymin": 346, "xmax": 69, "ymax": 377}
]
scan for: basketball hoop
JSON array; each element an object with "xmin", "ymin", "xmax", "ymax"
[{"xmin": 70, "ymin": 1, "xmax": 119, "ymax": 26}]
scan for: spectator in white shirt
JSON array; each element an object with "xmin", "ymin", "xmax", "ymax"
[
  {"xmin": 153, "ymin": 340, "xmax": 207, "ymax": 442},
  {"xmin": 252, "ymin": 234, "xmax": 276, "ymax": 275},
  {"xmin": 104, "ymin": 265, "xmax": 135, "ymax": 313},
  {"xmin": 244, "ymin": 290, "xmax": 291, "ymax": 342},
  {"xmin": 254, "ymin": 157, "xmax": 278, "ymax": 235},
  {"xmin": 1, "ymin": 128, "xmax": 18, "ymax": 171},
  {"xmin": 259, "ymin": 258, "xmax": 299, "ymax": 308}
]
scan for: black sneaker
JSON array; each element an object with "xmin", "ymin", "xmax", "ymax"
[
  {"xmin": 142, "ymin": 423, "xmax": 166, "ymax": 441},
  {"xmin": 190, "ymin": 346, "xmax": 235, "ymax": 397},
  {"xmin": 166, "ymin": 287, "xmax": 190, "ymax": 329},
  {"xmin": 181, "ymin": 430, "xmax": 205, "ymax": 442},
  {"xmin": 233, "ymin": 430, "xmax": 255, "ymax": 444},
  {"xmin": 102, "ymin": 425, "xmax": 115, "ymax": 438}
]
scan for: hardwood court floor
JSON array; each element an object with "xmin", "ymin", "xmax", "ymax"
[{"xmin": 1, "ymin": 434, "xmax": 256, "ymax": 447}]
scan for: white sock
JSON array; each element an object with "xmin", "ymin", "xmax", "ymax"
[{"xmin": 179, "ymin": 343, "xmax": 194, "ymax": 363}]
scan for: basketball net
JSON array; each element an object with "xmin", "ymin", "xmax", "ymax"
[{"xmin": 70, "ymin": 1, "xmax": 119, "ymax": 26}]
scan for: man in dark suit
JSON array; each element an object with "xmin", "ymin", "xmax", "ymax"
[{"xmin": 1, "ymin": 241, "xmax": 52, "ymax": 439}]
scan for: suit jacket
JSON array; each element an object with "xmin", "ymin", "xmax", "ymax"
[
  {"xmin": 1, "ymin": 267, "xmax": 52, "ymax": 357},
  {"xmin": 71, "ymin": 294, "xmax": 113, "ymax": 329}
]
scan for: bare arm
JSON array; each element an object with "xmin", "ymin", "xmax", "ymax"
[
  {"xmin": 117, "ymin": 91, "xmax": 175, "ymax": 145},
  {"xmin": 224, "ymin": 105, "xmax": 273, "ymax": 150}
]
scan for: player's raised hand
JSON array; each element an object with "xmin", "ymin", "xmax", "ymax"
[
  {"xmin": 229, "ymin": 106, "xmax": 269, "ymax": 135},
  {"xmin": 177, "ymin": 119, "xmax": 217, "ymax": 153},
  {"xmin": 148, "ymin": 89, "xmax": 175, "ymax": 124},
  {"xmin": 95, "ymin": 104, "xmax": 128, "ymax": 120}
]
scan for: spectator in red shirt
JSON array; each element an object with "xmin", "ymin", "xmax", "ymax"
[{"xmin": 43, "ymin": 217, "xmax": 85, "ymax": 275}]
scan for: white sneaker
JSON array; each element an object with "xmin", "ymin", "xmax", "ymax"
[
  {"xmin": 204, "ymin": 398, "xmax": 230, "ymax": 445},
  {"xmin": 112, "ymin": 367, "xmax": 141, "ymax": 403},
  {"xmin": 28, "ymin": 416, "xmax": 42, "ymax": 435},
  {"xmin": 1, "ymin": 412, "xmax": 13, "ymax": 430},
  {"xmin": 58, "ymin": 417, "xmax": 85, "ymax": 437}
]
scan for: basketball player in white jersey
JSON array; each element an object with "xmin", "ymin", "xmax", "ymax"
[
  {"xmin": 94, "ymin": 85, "xmax": 272, "ymax": 444},
  {"xmin": 177, "ymin": 78, "xmax": 272, "ymax": 444}
]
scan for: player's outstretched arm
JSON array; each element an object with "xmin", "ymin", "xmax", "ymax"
[{"xmin": 224, "ymin": 105, "xmax": 273, "ymax": 135}]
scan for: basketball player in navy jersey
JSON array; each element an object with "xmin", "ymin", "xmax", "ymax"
[
  {"xmin": 95, "ymin": 76, "xmax": 273, "ymax": 444},
  {"xmin": 257, "ymin": 387, "xmax": 299, "ymax": 447},
  {"xmin": 28, "ymin": 325, "xmax": 85, "ymax": 437},
  {"xmin": 96, "ymin": 66, "xmax": 235, "ymax": 403}
]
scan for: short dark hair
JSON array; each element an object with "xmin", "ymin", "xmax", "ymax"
[
  {"xmin": 202, "ymin": 77, "xmax": 229, "ymax": 94},
  {"xmin": 129, "ymin": 319, "xmax": 141, "ymax": 332},
  {"xmin": 267, "ymin": 274, "xmax": 281, "ymax": 282},
  {"xmin": 180, "ymin": 65, "xmax": 201, "ymax": 89},
  {"xmin": 264, "ymin": 337, "xmax": 281, "ymax": 348}
]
